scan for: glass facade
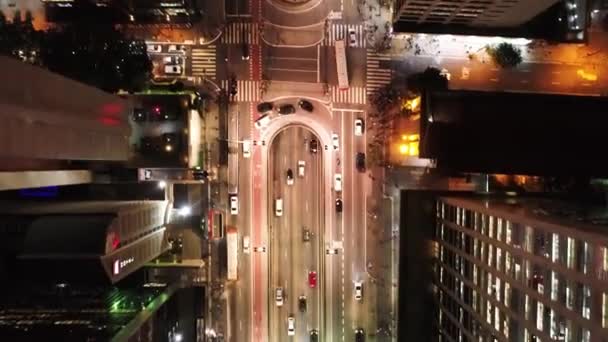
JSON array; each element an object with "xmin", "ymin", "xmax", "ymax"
[{"xmin": 435, "ymin": 198, "xmax": 608, "ymax": 342}]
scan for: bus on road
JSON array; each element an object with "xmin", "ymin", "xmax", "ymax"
[
  {"xmin": 335, "ymin": 40, "xmax": 349, "ymax": 90},
  {"xmin": 226, "ymin": 226, "xmax": 238, "ymax": 281}
]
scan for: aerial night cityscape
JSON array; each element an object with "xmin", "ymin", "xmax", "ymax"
[{"xmin": 3, "ymin": 0, "xmax": 608, "ymax": 341}]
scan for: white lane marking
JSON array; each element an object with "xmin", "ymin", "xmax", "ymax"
[
  {"xmin": 490, "ymin": 78, "xmax": 499, "ymax": 82},
  {"xmin": 317, "ymin": 45, "xmax": 321, "ymax": 83},
  {"xmin": 552, "ymin": 81, "xmax": 561, "ymax": 85},
  {"xmin": 306, "ymin": 201, "xmax": 309, "ymax": 213},
  {"xmin": 267, "ymin": 67, "xmax": 317, "ymax": 73}
]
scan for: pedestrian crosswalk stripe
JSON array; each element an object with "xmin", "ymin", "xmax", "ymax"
[
  {"xmin": 366, "ymin": 49, "xmax": 392, "ymax": 96},
  {"xmin": 321, "ymin": 24, "xmax": 366, "ymax": 48},
  {"xmin": 330, "ymin": 86, "xmax": 366, "ymax": 105},
  {"xmin": 191, "ymin": 45, "xmax": 217, "ymax": 79},
  {"xmin": 221, "ymin": 80, "xmax": 261, "ymax": 102},
  {"xmin": 220, "ymin": 22, "xmax": 259, "ymax": 45}
]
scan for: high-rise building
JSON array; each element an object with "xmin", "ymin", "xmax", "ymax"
[
  {"xmin": 434, "ymin": 196, "xmax": 608, "ymax": 342},
  {"xmin": 392, "ymin": 0, "xmax": 577, "ymax": 39},
  {"xmin": 0, "ymin": 56, "xmax": 132, "ymax": 191}
]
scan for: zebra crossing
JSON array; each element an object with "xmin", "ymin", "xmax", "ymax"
[
  {"xmin": 366, "ymin": 49, "xmax": 392, "ymax": 97},
  {"xmin": 220, "ymin": 22, "xmax": 259, "ymax": 45},
  {"xmin": 220, "ymin": 80, "xmax": 261, "ymax": 102},
  {"xmin": 331, "ymin": 86, "xmax": 366, "ymax": 105},
  {"xmin": 321, "ymin": 24, "xmax": 366, "ymax": 48},
  {"xmin": 191, "ymin": 46, "xmax": 217, "ymax": 79}
]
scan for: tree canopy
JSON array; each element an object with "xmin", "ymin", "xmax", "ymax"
[
  {"xmin": 486, "ymin": 42, "xmax": 523, "ymax": 68},
  {"xmin": 0, "ymin": 10, "xmax": 152, "ymax": 93}
]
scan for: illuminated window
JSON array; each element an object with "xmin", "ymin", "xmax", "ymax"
[
  {"xmin": 566, "ymin": 237, "xmax": 575, "ymax": 269},
  {"xmin": 603, "ymin": 293, "xmax": 608, "ymax": 328},
  {"xmin": 505, "ymin": 220, "xmax": 512, "ymax": 244},
  {"xmin": 496, "ymin": 218, "xmax": 503, "ymax": 241},
  {"xmin": 551, "ymin": 233, "xmax": 560, "ymax": 263}
]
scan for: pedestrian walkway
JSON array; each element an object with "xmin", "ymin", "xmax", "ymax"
[
  {"xmin": 322, "ymin": 24, "xmax": 366, "ymax": 48},
  {"xmin": 191, "ymin": 46, "xmax": 217, "ymax": 79},
  {"xmin": 331, "ymin": 86, "xmax": 367, "ymax": 105},
  {"xmin": 220, "ymin": 22, "xmax": 259, "ymax": 45},
  {"xmin": 220, "ymin": 80, "xmax": 261, "ymax": 102},
  {"xmin": 366, "ymin": 49, "xmax": 392, "ymax": 97}
]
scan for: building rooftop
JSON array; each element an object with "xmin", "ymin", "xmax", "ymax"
[
  {"xmin": 0, "ymin": 282, "xmax": 169, "ymax": 342},
  {"xmin": 441, "ymin": 196, "xmax": 608, "ymax": 244}
]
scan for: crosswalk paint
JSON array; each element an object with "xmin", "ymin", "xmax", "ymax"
[
  {"xmin": 366, "ymin": 49, "xmax": 392, "ymax": 96},
  {"xmin": 221, "ymin": 80, "xmax": 261, "ymax": 102},
  {"xmin": 191, "ymin": 45, "xmax": 217, "ymax": 79},
  {"xmin": 321, "ymin": 24, "xmax": 366, "ymax": 48},
  {"xmin": 331, "ymin": 86, "xmax": 366, "ymax": 105},
  {"xmin": 220, "ymin": 22, "xmax": 259, "ymax": 45}
]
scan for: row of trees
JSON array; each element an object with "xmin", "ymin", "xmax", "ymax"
[{"xmin": 0, "ymin": 10, "xmax": 152, "ymax": 93}]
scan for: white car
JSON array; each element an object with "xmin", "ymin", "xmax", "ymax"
[
  {"xmin": 242, "ymin": 140, "xmax": 251, "ymax": 158},
  {"xmin": 334, "ymin": 174, "xmax": 342, "ymax": 192},
  {"xmin": 440, "ymin": 68, "xmax": 451, "ymax": 81},
  {"xmin": 243, "ymin": 236, "xmax": 250, "ymax": 254},
  {"xmin": 298, "ymin": 160, "xmax": 305, "ymax": 177},
  {"xmin": 354, "ymin": 119, "xmax": 364, "ymax": 136},
  {"xmin": 332, "ymin": 133, "xmax": 339, "ymax": 150},
  {"xmin": 164, "ymin": 65, "xmax": 182, "ymax": 75},
  {"xmin": 230, "ymin": 195, "xmax": 238, "ymax": 215},
  {"xmin": 287, "ymin": 316, "xmax": 295, "ymax": 336},
  {"xmin": 275, "ymin": 198, "xmax": 283, "ymax": 217},
  {"xmin": 276, "ymin": 287, "xmax": 284, "ymax": 306},
  {"xmin": 354, "ymin": 281, "xmax": 363, "ymax": 301},
  {"xmin": 348, "ymin": 29, "xmax": 357, "ymax": 47},
  {"xmin": 147, "ymin": 44, "xmax": 162, "ymax": 53},
  {"xmin": 168, "ymin": 44, "xmax": 186, "ymax": 52},
  {"xmin": 254, "ymin": 114, "xmax": 271, "ymax": 130},
  {"xmin": 461, "ymin": 66, "xmax": 470, "ymax": 80}
]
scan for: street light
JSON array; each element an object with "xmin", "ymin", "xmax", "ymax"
[
  {"xmin": 158, "ymin": 180, "xmax": 167, "ymax": 189},
  {"xmin": 178, "ymin": 206, "xmax": 191, "ymax": 217}
]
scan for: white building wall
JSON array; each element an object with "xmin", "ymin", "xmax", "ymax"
[{"xmin": 0, "ymin": 56, "xmax": 132, "ymax": 161}]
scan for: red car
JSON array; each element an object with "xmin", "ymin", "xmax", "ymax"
[{"xmin": 308, "ymin": 271, "xmax": 317, "ymax": 288}]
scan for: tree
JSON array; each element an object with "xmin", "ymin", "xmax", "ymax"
[
  {"xmin": 406, "ymin": 67, "xmax": 448, "ymax": 92},
  {"xmin": 486, "ymin": 42, "xmax": 522, "ymax": 68},
  {"xmin": 12, "ymin": 9, "xmax": 21, "ymax": 25},
  {"xmin": 39, "ymin": 23, "xmax": 152, "ymax": 93}
]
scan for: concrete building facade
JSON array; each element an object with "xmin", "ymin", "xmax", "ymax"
[{"xmin": 434, "ymin": 197, "xmax": 608, "ymax": 342}]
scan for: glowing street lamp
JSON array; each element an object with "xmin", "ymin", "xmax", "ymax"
[{"xmin": 158, "ymin": 180, "xmax": 167, "ymax": 189}]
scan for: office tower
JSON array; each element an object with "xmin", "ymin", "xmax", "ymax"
[
  {"xmin": 0, "ymin": 56, "xmax": 132, "ymax": 190},
  {"xmin": 434, "ymin": 197, "xmax": 608, "ymax": 342}
]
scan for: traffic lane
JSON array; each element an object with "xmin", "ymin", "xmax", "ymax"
[
  {"xmin": 235, "ymin": 102, "xmax": 253, "ymax": 342},
  {"xmin": 264, "ymin": 46, "xmax": 318, "ymax": 83},
  {"xmin": 269, "ymin": 132, "xmax": 289, "ymax": 342},
  {"xmin": 343, "ymin": 112, "xmax": 359, "ymax": 342}
]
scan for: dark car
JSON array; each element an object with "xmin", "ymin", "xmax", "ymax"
[
  {"xmin": 242, "ymin": 43, "xmax": 250, "ymax": 60},
  {"xmin": 162, "ymin": 133, "xmax": 178, "ymax": 143},
  {"xmin": 356, "ymin": 153, "xmax": 366, "ymax": 172},
  {"xmin": 298, "ymin": 99, "xmax": 314, "ymax": 112},
  {"xmin": 335, "ymin": 199, "xmax": 343, "ymax": 213},
  {"xmin": 278, "ymin": 104, "xmax": 296, "ymax": 115},
  {"xmin": 309, "ymin": 139, "xmax": 318, "ymax": 153},
  {"xmin": 133, "ymin": 108, "xmax": 146, "ymax": 122},
  {"xmin": 310, "ymin": 329, "xmax": 319, "ymax": 342},
  {"xmin": 298, "ymin": 295, "xmax": 307, "ymax": 312},
  {"xmin": 303, "ymin": 228, "xmax": 311, "ymax": 242},
  {"xmin": 355, "ymin": 328, "xmax": 365, "ymax": 342},
  {"xmin": 257, "ymin": 102, "xmax": 273, "ymax": 113},
  {"xmin": 140, "ymin": 136, "xmax": 158, "ymax": 153}
]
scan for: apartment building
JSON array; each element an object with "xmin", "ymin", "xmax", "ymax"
[{"xmin": 434, "ymin": 197, "xmax": 608, "ymax": 342}]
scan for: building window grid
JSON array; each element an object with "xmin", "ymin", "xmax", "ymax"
[
  {"xmin": 441, "ymin": 216, "xmax": 607, "ymax": 304},
  {"xmin": 436, "ymin": 224, "xmax": 590, "ymax": 340},
  {"xmin": 437, "ymin": 206, "xmax": 608, "ymax": 337}
]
